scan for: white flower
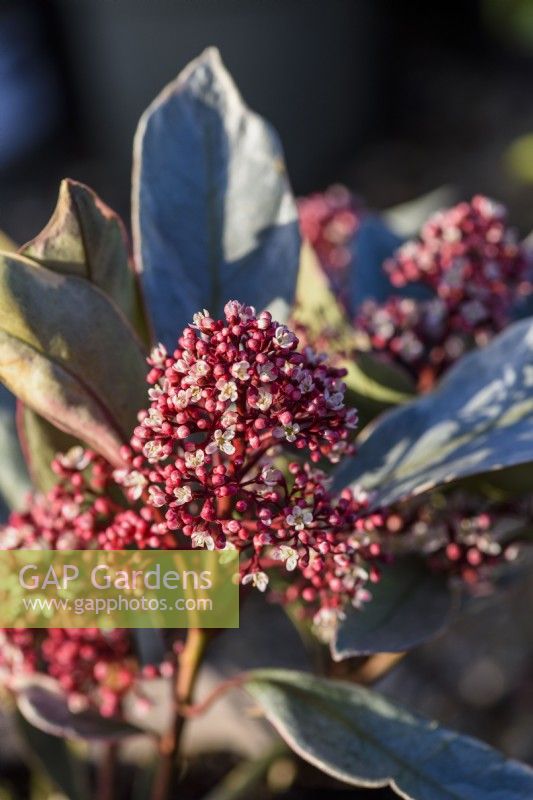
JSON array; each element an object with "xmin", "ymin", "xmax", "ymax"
[
  {"xmin": 217, "ymin": 379, "xmax": 238, "ymax": 403},
  {"xmin": 188, "ymin": 385, "xmax": 202, "ymax": 404},
  {"xmin": 261, "ymin": 465, "xmax": 282, "ymax": 486},
  {"xmin": 174, "ymin": 351, "xmax": 194, "ymax": 373},
  {"xmin": 274, "ymin": 325, "xmax": 297, "ymax": 349},
  {"xmin": 57, "ymin": 446, "xmax": 91, "ymax": 471},
  {"xmin": 221, "ymin": 410, "xmax": 238, "ymax": 428},
  {"xmin": 287, "ymin": 505, "xmax": 313, "ymax": 531},
  {"xmin": 192, "ymin": 309, "xmax": 211, "ymax": 328},
  {"xmin": 205, "ymin": 427, "xmax": 236, "ymax": 456},
  {"xmin": 173, "ymin": 389, "xmax": 190, "ymax": 410},
  {"xmin": 257, "ymin": 361, "xmax": 277, "ymax": 382},
  {"xmin": 255, "ymin": 387, "xmax": 273, "ymax": 411},
  {"xmin": 231, "ymin": 360, "xmax": 250, "ymax": 381},
  {"xmin": 143, "ymin": 441, "xmax": 167, "ymax": 463},
  {"xmin": 173, "ymin": 486, "xmax": 192, "ymax": 505},
  {"xmin": 274, "ymin": 422, "xmax": 300, "ymax": 443},
  {"xmin": 121, "ymin": 470, "xmax": 147, "ymax": 500},
  {"xmin": 150, "ymin": 343, "xmax": 167, "ymax": 367},
  {"xmin": 191, "ymin": 529, "xmax": 215, "ymax": 550},
  {"xmin": 145, "ymin": 408, "xmax": 165, "ymax": 430},
  {"xmin": 275, "ymin": 545, "xmax": 298, "ymax": 571},
  {"xmin": 242, "ymin": 571, "xmax": 269, "ymax": 592},
  {"xmin": 148, "ymin": 384, "xmax": 164, "ymax": 401},
  {"xmin": 184, "ymin": 449, "xmax": 205, "ymax": 469},
  {"xmin": 190, "ymin": 359, "xmax": 210, "ymax": 379}
]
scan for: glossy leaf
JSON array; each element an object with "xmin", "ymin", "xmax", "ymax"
[
  {"xmin": 16, "ymin": 674, "xmax": 143, "ymax": 741},
  {"xmin": 18, "ymin": 407, "xmax": 78, "ymax": 493},
  {"xmin": 21, "ymin": 178, "xmax": 149, "ymax": 343},
  {"xmin": 246, "ymin": 669, "xmax": 533, "ymax": 799},
  {"xmin": 333, "ymin": 319, "xmax": 533, "ymax": 507},
  {"xmin": 293, "ymin": 240, "xmax": 347, "ymax": 332},
  {"xmin": 0, "ymin": 253, "xmax": 147, "ymax": 466},
  {"xmin": 332, "ymin": 558, "xmax": 454, "ymax": 660},
  {"xmin": 16, "ymin": 179, "xmax": 149, "ymax": 487},
  {"xmin": 132, "ymin": 47, "xmax": 300, "ymax": 349}
]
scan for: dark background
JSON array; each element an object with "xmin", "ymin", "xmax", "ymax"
[{"xmin": 3, "ymin": 0, "xmax": 533, "ymax": 243}]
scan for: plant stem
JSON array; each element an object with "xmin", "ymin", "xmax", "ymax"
[
  {"xmin": 97, "ymin": 742, "xmax": 118, "ymax": 800},
  {"xmin": 352, "ymin": 651, "xmax": 405, "ymax": 685},
  {"xmin": 150, "ymin": 628, "xmax": 209, "ymax": 800}
]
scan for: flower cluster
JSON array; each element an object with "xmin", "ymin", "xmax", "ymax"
[
  {"xmin": 298, "ymin": 184, "xmax": 361, "ymax": 293},
  {"xmin": 381, "ymin": 493, "xmax": 526, "ymax": 586},
  {"xmin": 0, "ymin": 449, "xmax": 170, "ymax": 716},
  {"xmin": 119, "ymin": 302, "xmax": 358, "ymax": 585},
  {"xmin": 356, "ymin": 196, "xmax": 530, "ymax": 388}
]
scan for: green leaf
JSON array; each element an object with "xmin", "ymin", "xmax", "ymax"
[
  {"xmin": 332, "ymin": 558, "xmax": 455, "ymax": 660},
  {"xmin": 16, "ymin": 675, "xmax": 143, "ymax": 741},
  {"xmin": 245, "ymin": 669, "xmax": 533, "ymax": 799},
  {"xmin": 17, "ymin": 712, "xmax": 90, "ymax": 800},
  {"xmin": 293, "ymin": 240, "xmax": 347, "ymax": 332},
  {"xmin": 333, "ymin": 319, "xmax": 533, "ymax": 507},
  {"xmin": 17, "ymin": 179, "xmax": 150, "ymax": 489},
  {"xmin": 21, "ymin": 178, "xmax": 149, "ymax": 345},
  {"xmin": 18, "ymin": 408, "xmax": 78, "ymax": 493},
  {"xmin": 0, "ymin": 253, "xmax": 148, "ymax": 467},
  {"xmin": 343, "ymin": 351, "xmax": 415, "ymax": 409},
  {"xmin": 132, "ymin": 46, "xmax": 300, "ymax": 350}
]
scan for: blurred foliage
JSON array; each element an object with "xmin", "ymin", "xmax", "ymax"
[{"xmin": 483, "ymin": 0, "xmax": 533, "ymax": 52}]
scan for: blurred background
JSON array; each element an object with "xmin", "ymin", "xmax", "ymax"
[
  {"xmin": 4, "ymin": 0, "xmax": 533, "ymax": 240},
  {"xmin": 2, "ymin": 0, "xmax": 533, "ymax": 796}
]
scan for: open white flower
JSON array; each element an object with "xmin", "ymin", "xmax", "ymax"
[
  {"xmin": 242, "ymin": 571, "xmax": 269, "ymax": 592},
  {"xmin": 143, "ymin": 441, "xmax": 167, "ymax": 463},
  {"xmin": 231, "ymin": 360, "xmax": 251, "ymax": 381},
  {"xmin": 274, "ymin": 325, "xmax": 297, "ymax": 349},
  {"xmin": 255, "ymin": 386, "xmax": 273, "ymax": 411},
  {"xmin": 286, "ymin": 505, "xmax": 313, "ymax": 530},
  {"xmin": 190, "ymin": 359, "xmax": 210, "ymax": 379},
  {"xmin": 205, "ymin": 427, "xmax": 236, "ymax": 455},
  {"xmin": 191, "ymin": 529, "xmax": 215, "ymax": 550},
  {"xmin": 173, "ymin": 486, "xmax": 192, "ymax": 505},
  {"xmin": 57, "ymin": 446, "xmax": 91, "ymax": 471},
  {"xmin": 192, "ymin": 309, "xmax": 211, "ymax": 328},
  {"xmin": 150, "ymin": 343, "xmax": 167, "ymax": 367},
  {"xmin": 274, "ymin": 422, "xmax": 300, "ymax": 443},
  {"xmin": 217, "ymin": 379, "xmax": 238, "ymax": 403},
  {"xmin": 121, "ymin": 470, "xmax": 147, "ymax": 500},
  {"xmin": 184, "ymin": 449, "xmax": 205, "ymax": 469},
  {"xmin": 275, "ymin": 545, "xmax": 298, "ymax": 571}
]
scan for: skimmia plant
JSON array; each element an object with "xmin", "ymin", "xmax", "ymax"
[{"xmin": 0, "ymin": 47, "xmax": 533, "ymax": 800}]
